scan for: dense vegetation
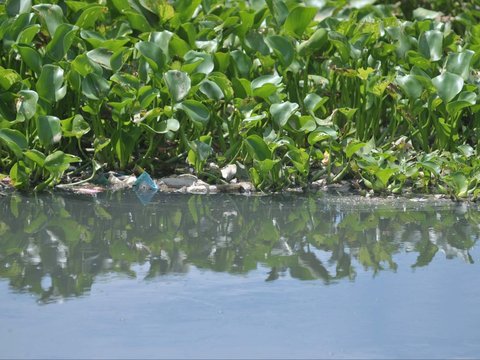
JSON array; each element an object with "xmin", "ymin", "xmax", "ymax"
[{"xmin": 1, "ymin": 0, "xmax": 480, "ymax": 197}]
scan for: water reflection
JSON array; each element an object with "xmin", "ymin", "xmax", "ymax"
[{"xmin": 0, "ymin": 192, "xmax": 478, "ymax": 303}]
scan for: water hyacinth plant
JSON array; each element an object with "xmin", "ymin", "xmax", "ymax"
[{"xmin": 1, "ymin": 0, "xmax": 480, "ymax": 197}]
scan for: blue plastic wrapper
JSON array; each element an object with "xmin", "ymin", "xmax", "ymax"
[{"xmin": 133, "ymin": 172, "xmax": 158, "ymax": 205}]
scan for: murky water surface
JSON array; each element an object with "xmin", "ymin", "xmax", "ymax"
[{"xmin": 0, "ymin": 191, "xmax": 479, "ymax": 358}]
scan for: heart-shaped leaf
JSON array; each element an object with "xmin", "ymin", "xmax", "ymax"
[
  {"xmin": 0, "ymin": 129, "xmax": 27, "ymax": 158},
  {"xmin": 396, "ymin": 74, "xmax": 423, "ymax": 99},
  {"xmin": 6, "ymin": 0, "xmax": 32, "ymax": 17},
  {"xmin": 265, "ymin": 35, "xmax": 295, "ymax": 67},
  {"xmin": 36, "ymin": 64, "xmax": 66, "ymax": 105},
  {"xmin": 284, "ymin": 6, "xmax": 317, "ymax": 38},
  {"xmin": 200, "ymin": 80, "xmax": 224, "ymax": 101},
  {"xmin": 445, "ymin": 50, "xmax": 474, "ymax": 80},
  {"xmin": 178, "ymin": 100, "xmax": 210, "ymax": 127},
  {"xmin": 46, "ymin": 23, "xmax": 78, "ymax": 61},
  {"xmin": 16, "ymin": 90, "xmax": 38, "ymax": 122},
  {"xmin": 418, "ymin": 30, "xmax": 443, "ymax": 61},
  {"xmin": 33, "ymin": 4, "xmax": 64, "ymax": 36},
  {"xmin": 244, "ymin": 134, "xmax": 271, "ymax": 161},
  {"xmin": 164, "ymin": 70, "xmax": 191, "ymax": 103},
  {"xmin": 270, "ymin": 101, "xmax": 299, "ymax": 127},
  {"xmin": 432, "ymin": 72, "xmax": 463, "ymax": 103},
  {"xmin": 37, "ymin": 115, "xmax": 62, "ymax": 147}
]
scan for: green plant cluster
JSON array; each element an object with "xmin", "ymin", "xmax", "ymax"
[{"xmin": 1, "ymin": 0, "xmax": 480, "ymax": 196}]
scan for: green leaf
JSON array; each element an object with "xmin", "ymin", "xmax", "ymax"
[
  {"xmin": 16, "ymin": 90, "xmax": 38, "ymax": 122},
  {"xmin": 61, "ymin": 114, "xmax": 90, "ymax": 138},
  {"xmin": 283, "ymin": 6, "xmax": 317, "ymax": 38},
  {"xmin": 6, "ymin": 0, "xmax": 32, "ymax": 17},
  {"xmin": 24, "ymin": 149, "xmax": 45, "ymax": 167},
  {"xmin": 36, "ymin": 65, "xmax": 66, "ymax": 105},
  {"xmin": 183, "ymin": 51, "xmax": 214, "ymax": 75},
  {"xmin": 396, "ymin": 74, "xmax": 423, "ymax": 99},
  {"xmin": 15, "ymin": 45, "xmax": 43, "ymax": 76},
  {"xmin": 445, "ymin": 50, "xmax": 474, "ymax": 80},
  {"xmin": 447, "ymin": 172, "xmax": 468, "ymax": 198},
  {"xmin": 87, "ymin": 48, "xmax": 113, "ymax": 70},
  {"xmin": 46, "ymin": 23, "xmax": 79, "ymax": 62},
  {"xmin": 265, "ymin": 35, "xmax": 295, "ymax": 67},
  {"xmin": 82, "ymin": 73, "xmax": 110, "ymax": 100},
  {"xmin": 0, "ymin": 129, "xmax": 27, "ymax": 158},
  {"xmin": 75, "ymin": 5, "xmax": 107, "ymax": 29},
  {"xmin": 44, "ymin": 150, "xmax": 80, "ymax": 175},
  {"xmin": 432, "ymin": 72, "xmax": 463, "ymax": 103},
  {"xmin": 200, "ymin": 80, "xmax": 224, "ymax": 101},
  {"xmin": 0, "ymin": 67, "xmax": 22, "ymax": 91},
  {"xmin": 270, "ymin": 101, "xmax": 299, "ymax": 127},
  {"xmin": 135, "ymin": 41, "xmax": 166, "ymax": 72},
  {"xmin": 178, "ymin": 100, "xmax": 210, "ymax": 127},
  {"xmin": 376, "ymin": 168, "xmax": 396, "ymax": 187},
  {"xmin": 446, "ymin": 91, "xmax": 476, "ymax": 115},
  {"xmin": 33, "ymin": 3, "xmax": 64, "ymax": 36},
  {"xmin": 244, "ymin": 134, "xmax": 271, "ymax": 161},
  {"xmin": 345, "ymin": 141, "xmax": 366, "ymax": 158},
  {"xmin": 9, "ymin": 161, "xmax": 29, "ymax": 189},
  {"xmin": 304, "ymin": 93, "xmax": 327, "ymax": 115},
  {"xmin": 298, "ymin": 28, "xmax": 328, "ymax": 56},
  {"xmin": 164, "ymin": 70, "xmax": 191, "ymax": 103},
  {"xmin": 36, "ymin": 115, "xmax": 62, "ymax": 146},
  {"xmin": 307, "ymin": 126, "xmax": 337, "ymax": 145},
  {"xmin": 418, "ymin": 30, "xmax": 443, "ymax": 61},
  {"xmin": 230, "ymin": 50, "xmax": 252, "ymax": 77}
]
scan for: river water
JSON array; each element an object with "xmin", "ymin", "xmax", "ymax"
[{"xmin": 0, "ymin": 191, "xmax": 479, "ymax": 358}]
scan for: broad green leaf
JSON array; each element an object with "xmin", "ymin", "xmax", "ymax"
[
  {"xmin": 75, "ymin": 5, "xmax": 107, "ymax": 29},
  {"xmin": 265, "ymin": 0, "xmax": 288, "ymax": 26},
  {"xmin": 230, "ymin": 50, "xmax": 252, "ymax": 77},
  {"xmin": 0, "ymin": 67, "xmax": 21, "ymax": 91},
  {"xmin": 36, "ymin": 115, "xmax": 62, "ymax": 146},
  {"xmin": 458, "ymin": 144, "xmax": 474, "ymax": 158},
  {"xmin": 298, "ymin": 28, "xmax": 328, "ymax": 56},
  {"xmin": 46, "ymin": 24, "xmax": 79, "ymax": 61},
  {"xmin": 24, "ymin": 149, "xmax": 45, "ymax": 167},
  {"xmin": 71, "ymin": 53, "xmax": 101, "ymax": 76},
  {"xmin": 445, "ymin": 50, "xmax": 474, "ymax": 80},
  {"xmin": 178, "ymin": 100, "xmax": 210, "ymax": 127},
  {"xmin": 87, "ymin": 48, "xmax": 113, "ymax": 70},
  {"xmin": 446, "ymin": 91, "xmax": 476, "ymax": 115},
  {"xmin": 265, "ymin": 35, "xmax": 295, "ymax": 67},
  {"xmin": 345, "ymin": 141, "xmax": 366, "ymax": 158},
  {"xmin": 164, "ymin": 70, "xmax": 191, "ymax": 103},
  {"xmin": 307, "ymin": 126, "xmax": 337, "ymax": 145},
  {"xmin": 82, "ymin": 73, "xmax": 110, "ymax": 100},
  {"xmin": 270, "ymin": 101, "xmax": 299, "ymax": 127},
  {"xmin": 183, "ymin": 51, "xmax": 214, "ymax": 75},
  {"xmin": 17, "ymin": 24, "xmax": 41, "ymax": 44},
  {"xmin": 149, "ymin": 31, "xmax": 173, "ymax": 59},
  {"xmin": 33, "ymin": 4, "xmax": 64, "ymax": 36},
  {"xmin": 15, "ymin": 45, "xmax": 42, "ymax": 75},
  {"xmin": 9, "ymin": 161, "xmax": 29, "ymax": 189},
  {"xmin": 61, "ymin": 114, "xmax": 90, "ymax": 138},
  {"xmin": 16, "ymin": 90, "xmax": 38, "ymax": 122},
  {"xmin": 418, "ymin": 30, "xmax": 443, "ymax": 61},
  {"xmin": 135, "ymin": 41, "xmax": 166, "ymax": 71},
  {"xmin": 188, "ymin": 140, "xmax": 212, "ymax": 162},
  {"xmin": 376, "ymin": 168, "xmax": 396, "ymax": 187},
  {"xmin": 283, "ymin": 6, "xmax": 317, "ymax": 38},
  {"xmin": 244, "ymin": 134, "xmax": 271, "ymax": 161},
  {"xmin": 0, "ymin": 129, "xmax": 27, "ymax": 158},
  {"xmin": 286, "ymin": 148, "xmax": 309, "ymax": 173},
  {"xmin": 304, "ymin": 93, "xmax": 327, "ymax": 115},
  {"xmin": 44, "ymin": 151, "xmax": 80, "ymax": 174},
  {"xmin": 200, "ymin": 80, "xmax": 224, "ymax": 101},
  {"xmin": 432, "ymin": 72, "xmax": 463, "ymax": 103},
  {"xmin": 396, "ymin": 74, "xmax": 423, "ymax": 99},
  {"xmin": 6, "ymin": 0, "xmax": 32, "ymax": 17},
  {"xmin": 251, "ymin": 74, "xmax": 282, "ymax": 90},
  {"xmin": 36, "ymin": 65, "xmax": 66, "ymax": 105},
  {"xmin": 124, "ymin": 10, "xmax": 151, "ymax": 32},
  {"xmin": 447, "ymin": 172, "xmax": 468, "ymax": 197}
]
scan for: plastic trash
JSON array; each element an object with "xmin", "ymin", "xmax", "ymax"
[{"xmin": 133, "ymin": 172, "xmax": 158, "ymax": 205}]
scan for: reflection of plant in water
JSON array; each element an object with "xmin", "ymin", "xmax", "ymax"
[{"xmin": 0, "ymin": 193, "xmax": 477, "ymax": 303}]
